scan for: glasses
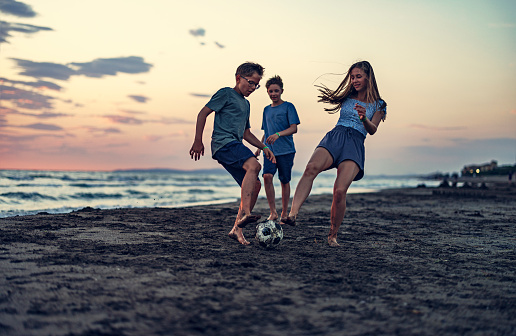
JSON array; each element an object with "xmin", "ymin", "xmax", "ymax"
[{"xmin": 240, "ymin": 76, "xmax": 260, "ymax": 90}]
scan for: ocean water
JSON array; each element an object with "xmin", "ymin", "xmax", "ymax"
[{"xmin": 0, "ymin": 169, "xmax": 439, "ymax": 218}]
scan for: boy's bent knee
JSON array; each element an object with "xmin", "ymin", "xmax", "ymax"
[{"xmin": 243, "ymin": 157, "xmax": 261, "ymax": 172}]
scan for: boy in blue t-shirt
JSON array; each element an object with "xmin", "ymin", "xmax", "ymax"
[
  {"xmin": 255, "ymin": 76, "xmax": 300, "ymax": 223},
  {"xmin": 190, "ymin": 62, "xmax": 275, "ymax": 245}
]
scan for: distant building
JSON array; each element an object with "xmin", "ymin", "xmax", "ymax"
[{"xmin": 461, "ymin": 160, "xmax": 498, "ymax": 176}]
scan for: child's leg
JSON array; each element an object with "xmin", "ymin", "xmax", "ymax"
[
  {"xmin": 262, "ymin": 155, "xmax": 278, "ymax": 220},
  {"xmin": 228, "ymin": 202, "xmax": 251, "ymax": 245},
  {"xmin": 280, "ymin": 182, "xmax": 290, "ymax": 220},
  {"xmin": 250, "ymin": 179, "xmax": 261, "ymax": 212},
  {"xmin": 236, "ymin": 157, "xmax": 262, "ymax": 228},
  {"xmin": 284, "ymin": 147, "xmax": 333, "ymax": 225},
  {"xmin": 263, "ymin": 173, "xmax": 277, "ymax": 220},
  {"xmin": 328, "ymin": 160, "xmax": 359, "ymax": 247}
]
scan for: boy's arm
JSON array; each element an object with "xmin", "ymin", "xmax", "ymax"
[
  {"xmin": 244, "ymin": 129, "xmax": 276, "ymax": 164},
  {"xmin": 254, "ymin": 134, "xmax": 265, "ymax": 157},
  {"xmin": 266, "ymin": 123, "xmax": 298, "ymax": 145},
  {"xmin": 189, "ymin": 106, "xmax": 214, "ymax": 161}
]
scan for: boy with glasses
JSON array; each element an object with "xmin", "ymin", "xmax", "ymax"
[{"xmin": 189, "ymin": 62, "xmax": 275, "ymax": 245}]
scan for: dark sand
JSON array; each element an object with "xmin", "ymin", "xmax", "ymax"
[{"xmin": 1, "ymin": 184, "xmax": 515, "ymax": 335}]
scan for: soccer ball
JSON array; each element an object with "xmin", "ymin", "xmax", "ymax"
[{"xmin": 255, "ymin": 220, "xmax": 283, "ymax": 249}]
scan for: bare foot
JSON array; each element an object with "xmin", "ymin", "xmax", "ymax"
[
  {"xmin": 280, "ymin": 215, "xmax": 297, "ymax": 226},
  {"xmin": 236, "ymin": 214, "xmax": 261, "ymax": 228},
  {"xmin": 328, "ymin": 237, "xmax": 340, "ymax": 247},
  {"xmin": 228, "ymin": 228, "xmax": 250, "ymax": 245},
  {"xmin": 267, "ymin": 213, "xmax": 278, "ymax": 221}
]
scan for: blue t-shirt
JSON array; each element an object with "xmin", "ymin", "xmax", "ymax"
[
  {"xmin": 261, "ymin": 101, "xmax": 300, "ymax": 156},
  {"xmin": 336, "ymin": 98, "xmax": 386, "ymax": 137},
  {"xmin": 206, "ymin": 87, "xmax": 251, "ymax": 157}
]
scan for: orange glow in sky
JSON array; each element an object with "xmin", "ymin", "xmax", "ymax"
[{"xmin": 1, "ymin": 0, "xmax": 515, "ymax": 174}]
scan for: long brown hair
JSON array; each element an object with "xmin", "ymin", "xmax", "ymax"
[{"xmin": 316, "ymin": 61, "xmax": 386, "ymax": 118}]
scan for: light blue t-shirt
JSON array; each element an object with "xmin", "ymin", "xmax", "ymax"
[
  {"xmin": 336, "ymin": 98, "xmax": 386, "ymax": 137},
  {"xmin": 261, "ymin": 101, "xmax": 300, "ymax": 156},
  {"xmin": 206, "ymin": 87, "xmax": 251, "ymax": 156}
]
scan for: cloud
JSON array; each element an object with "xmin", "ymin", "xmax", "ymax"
[
  {"xmin": 158, "ymin": 117, "xmax": 193, "ymax": 125},
  {"xmin": 189, "ymin": 28, "xmax": 205, "ymax": 37},
  {"xmin": 0, "ymin": 0, "xmax": 36, "ymax": 18},
  {"xmin": 188, "ymin": 27, "xmax": 225, "ymax": 48},
  {"xmin": 10, "ymin": 56, "xmax": 153, "ymax": 81},
  {"xmin": 189, "ymin": 93, "xmax": 211, "ymax": 98},
  {"xmin": 0, "ymin": 77, "xmax": 62, "ymax": 91},
  {"xmin": 103, "ymin": 115, "xmax": 144, "ymax": 125},
  {"xmin": 0, "ymin": 21, "xmax": 53, "ymax": 44},
  {"xmin": 33, "ymin": 112, "xmax": 69, "ymax": 119},
  {"xmin": 0, "ymin": 133, "xmax": 66, "ymax": 142},
  {"xmin": 83, "ymin": 126, "xmax": 121, "ymax": 135},
  {"xmin": 69, "ymin": 56, "xmax": 153, "ymax": 78},
  {"xmin": 119, "ymin": 109, "xmax": 146, "ymax": 115},
  {"xmin": 0, "ymin": 84, "xmax": 55, "ymax": 109},
  {"xmin": 0, "ymin": 109, "xmax": 9, "ymax": 125},
  {"xmin": 128, "ymin": 95, "xmax": 150, "ymax": 103},
  {"xmin": 20, "ymin": 123, "xmax": 63, "ymax": 131},
  {"xmin": 0, "ymin": 106, "xmax": 18, "ymax": 114},
  {"xmin": 4, "ymin": 108, "xmax": 70, "ymax": 119},
  {"xmin": 101, "ymin": 114, "xmax": 192, "ymax": 126},
  {"xmin": 11, "ymin": 58, "xmax": 77, "ymax": 80}
]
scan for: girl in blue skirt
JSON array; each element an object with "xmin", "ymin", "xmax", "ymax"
[{"xmin": 281, "ymin": 61, "xmax": 387, "ymax": 247}]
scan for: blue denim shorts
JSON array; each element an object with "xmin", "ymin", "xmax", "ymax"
[
  {"xmin": 213, "ymin": 141, "xmax": 257, "ymax": 186},
  {"xmin": 262, "ymin": 152, "xmax": 295, "ymax": 184},
  {"xmin": 317, "ymin": 126, "xmax": 366, "ymax": 181}
]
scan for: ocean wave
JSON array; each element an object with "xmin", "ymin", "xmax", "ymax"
[
  {"xmin": 0, "ymin": 192, "xmax": 57, "ymax": 200},
  {"xmin": 69, "ymin": 193, "xmax": 124, "ymax": 199},
  {"xmin": 15, "ymin": 183, "xmax": 62, "ymax": 188},
  {"xmin": 68, "ymin": 183, "xmax": 135, "ymax": 188},
  {"xmin": 187, "ymin": 189, "xmax": 215, "ymax": 194}
]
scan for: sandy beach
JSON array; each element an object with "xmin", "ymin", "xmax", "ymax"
[{"xmin": 1, "ymin": 182, "xmax": 515, "ymax": 335}]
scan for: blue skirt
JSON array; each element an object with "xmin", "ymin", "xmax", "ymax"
[{"xmin": 317, "ymin": 126, "xmax": 366, "ymax": 181}]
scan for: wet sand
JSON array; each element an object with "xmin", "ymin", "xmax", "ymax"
[{"xmin": 1, "ymin": 184, "xmax": 515, "ymax": 335}]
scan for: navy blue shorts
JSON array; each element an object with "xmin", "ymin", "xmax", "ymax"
[
  {"xmin": 262, "ymin": 152, "xmax": 295, "ymax": 184},
  {"xmin": 213, "ymin": 141, "xmax": 257, "ymax": 186},
  {"xmin": 317, "ymin": 126, "xmax": 366, "ymax": 181}
]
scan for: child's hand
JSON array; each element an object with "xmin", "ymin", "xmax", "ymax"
[
  {"xmin": 254, "ymin": 148, "xmax": 261, "ymax": 157},
  {"xmin": 263, "ymin": 148, "xmax": 276, "ymax": 164},
  {"xmin": 354, "ymin": 103, "xmax": 367, "ymax": 122},
  {"xmin": 266, "ymin": 133, "xmax": 280, "ymax": 145},
  {"xmin": 189, "ymin": 141, "xmax": 204, "ymax": 161}
]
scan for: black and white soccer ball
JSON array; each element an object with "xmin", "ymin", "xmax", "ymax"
[{"xmin": 255, "ymin": 220, "xmax": 283, "ymax": 249}]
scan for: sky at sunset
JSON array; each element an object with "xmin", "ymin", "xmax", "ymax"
[{"xmin": 1, "ymin": 0, "xmax": 515, "ymax": 175}]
